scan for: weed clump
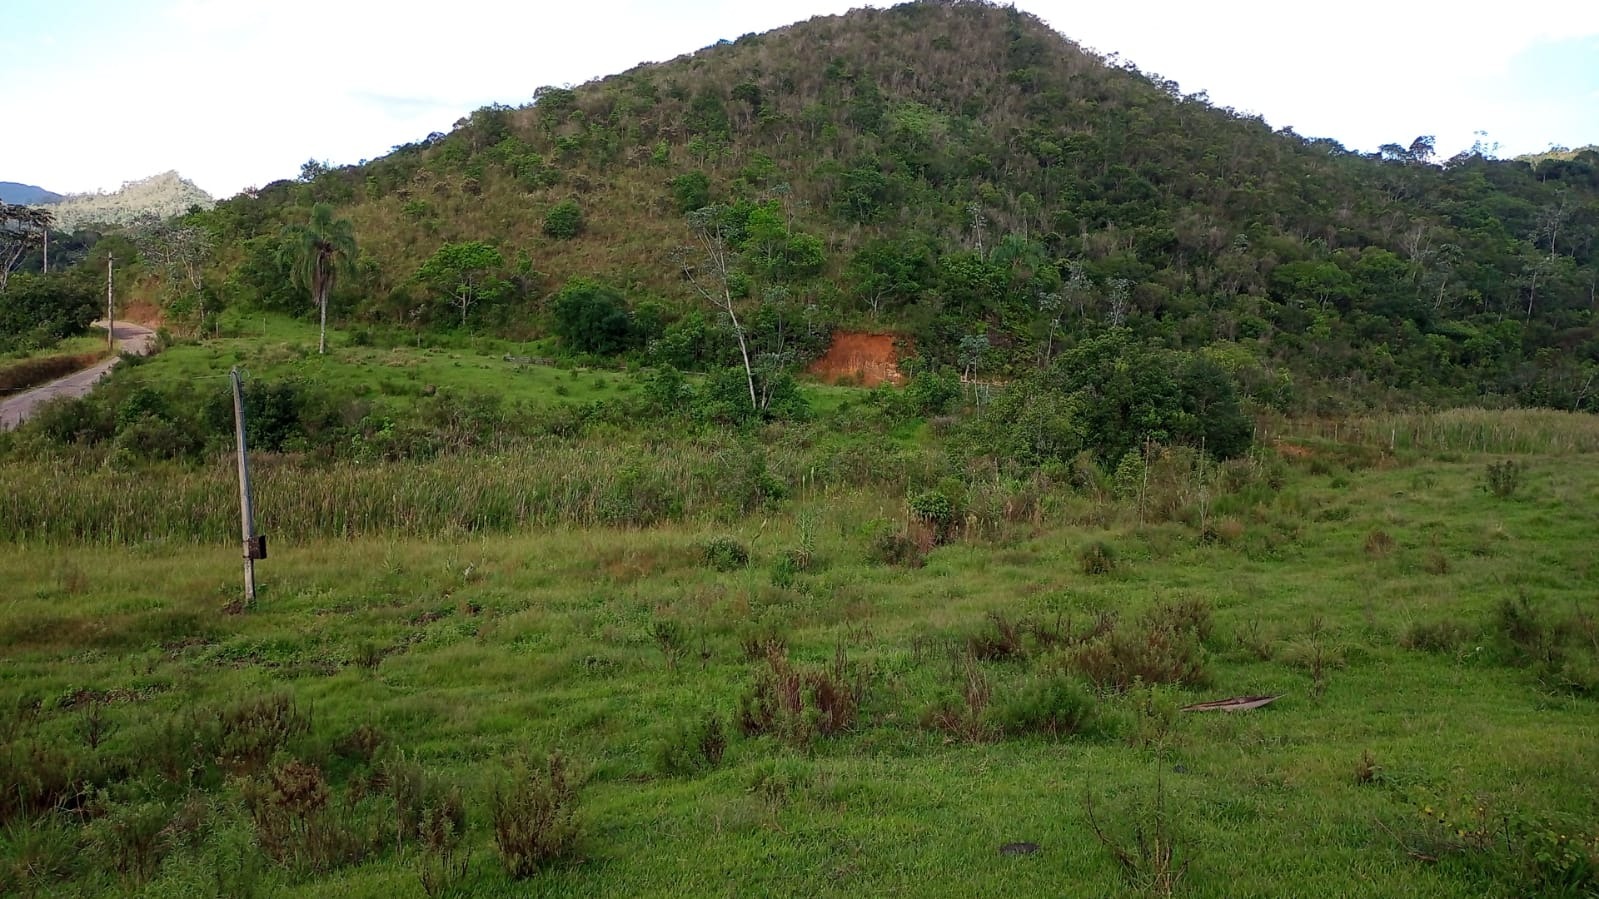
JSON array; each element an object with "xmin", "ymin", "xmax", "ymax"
[
  {"xmin": 1065, "ymin": 601, "xmax": 1212, "ymax": 691},
  {"xmin": 922, "ymin": 654, "xmax": 997, "ymax": 743},
  {"xmin": 1400, "ymin": 620, "xmax": 1472, "ymax": 654},
  {"xmin": 702, "ymin": 535, "xmax": 749, "ymax": 572},
  {"xmin": 1483, "ymin": 459, "xmax": 1525, "ymax": 499},
  {"xmin": 492, "ymin": 752, "xmax": 581, "ymax": 878},
  {"xmin": 217, "ymin": 693, "xmax": 311, "ymax": 775},
  {"xmin": 1079, "ymin": 541, "xmax": 1117, "ymax": 575},
  {"xmin": 967, "ymin": 612, "xmax": 1027, "ymax": 662},
  {"xmin": 864, "ymin": 519, "xmax": 929, "ymax": 568},
  {"xmin": 738, "ymin": 646, "xmax": 862, "ymax": 747},
  {"xmin": 653, "ymin": 711, "xmax": 728, "ymax": 776},
  {"xmin": 1494, "ymin": 595, "xmax": 1599, "ymax": 695},
  {"xmin": 990, "ymin": 673, "xmax": 1102, "ymax": 739}
]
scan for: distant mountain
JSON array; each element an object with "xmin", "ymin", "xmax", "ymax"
[
  {"xmin": 46, "ymin": 171, "xmax": 215, "ymax": 232},
  {"xmin": 0, "ymin": 181, "xmax": 64, "ymax": 205}
]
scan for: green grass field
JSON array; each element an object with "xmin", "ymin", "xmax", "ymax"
[{"xmin": 2, "ymin": 436, "xmax": 1595, "ymax": 896}]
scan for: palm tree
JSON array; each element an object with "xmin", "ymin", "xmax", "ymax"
[{"xmin": 280, "ymin": 204, "xmax": 356, "ymax": 354}]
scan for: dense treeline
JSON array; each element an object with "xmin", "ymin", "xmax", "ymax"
[{"xmin": 23, "ymin": 0, "xmax": 1599, "ymax": 413}]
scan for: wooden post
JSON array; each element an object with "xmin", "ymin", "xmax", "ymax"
[
  {"xmin": 106, "ymin": 255, "xmax": 115, "ymax": 352},
  {"xmin": 231, "ymin": 368, "xmax": 257, "ymax": 605}
]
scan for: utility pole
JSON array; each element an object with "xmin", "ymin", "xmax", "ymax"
[
  {"xmin": 231, "ymin": 368, "xmax": 259, "ymax": 605},
  {"xmin": 41, "ymin": 228, "xmax": 47, "ymax": 274},
  {"xmin": 106, "ymin": 255, "xmax": 115, "ymax": 352}
]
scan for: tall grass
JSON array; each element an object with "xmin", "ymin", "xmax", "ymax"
[
  {"xmin": 0, "ymin": 437, "xmax": 935, "ymax": 545},
  {"xmin": 1269, "ymin": 408, "xmax": 1599, "ymax": 456}
]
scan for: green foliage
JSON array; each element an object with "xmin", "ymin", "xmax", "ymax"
[
  {"xmin": 1484, "ymin": 459, "xmax": 1525, "ymax": 498},
  {"xmin": 966, "ymin": 330, "xmax": 1252, "ymax": 467},
  {"xmin": 415, "ymin": 240, "xmax": 507, "ymax": 326},
  {"xmin": 492, "ymin": 752, "xmax": 582, "ymax": 878},
  {"xmin": 702, "ymin": 535, "xmax": 749, "ymax": 571},
  {"xmin": 552, "ymin": 279, "xmax": 636, "ymax": 355},
  {"xmin": 652, "ymin": 712, "xmax": 728, "ymax": 776},
  {"xmin": 542, "ymin": 199, "xmax": 585, "ymax": 239},
  {"xmin": 670, "ymin": 172, "xmax": 712, "ymax": 213},
  {"xmin": 0, "ymin": 273, "xmax": 100, "ymax": 353},
  {"xmin": 990, "ymin": 674, "xmax": 1102, "ymax": 739}
]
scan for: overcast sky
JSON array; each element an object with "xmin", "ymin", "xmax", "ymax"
[{"xmin": 5, "ymin": 0, "xmax": 1597, "ymax": 199}]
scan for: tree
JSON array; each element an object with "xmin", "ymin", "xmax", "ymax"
[
  {"xmin": 416, "ymin": 241, "xmax": 505, "ymax": 328},
  {"xmin": 1, "ymin": 203, "xmax": 52, "ymax": 293},
  {"xmin": 679, "ymin": 206, "xmax": 757, "ymax": 412},
  {"xmin": 552, "ymin": 279, "xmax": 634, "ymax": 354},
  {"xmin": 280, "ymin": 204, "xmax": 357, "ymax": 354},
  {"xmin": 131, "ymin": 213, "xmax": 214, "ymax": 328}
]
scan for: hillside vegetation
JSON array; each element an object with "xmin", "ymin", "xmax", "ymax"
[
  {"xmin": 44, "ymin": 170, "xmax": 214, "ymax": 232},
  {"xmin": 135, "ymin": 0, "xmax": 1598, "ymax": 415}
]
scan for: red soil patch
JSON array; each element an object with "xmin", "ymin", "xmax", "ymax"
[{"xmin": 807, "ymin": 331, "xmax": 905, "ymax": 387}]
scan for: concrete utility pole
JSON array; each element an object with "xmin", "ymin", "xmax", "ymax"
[
  {"xmin": 105, "ymin": 255, "xmax": 114, "ymax": 351},
  {"xmin": 231, "ymin": 368, "xmax": 259, "ymax": 605}
]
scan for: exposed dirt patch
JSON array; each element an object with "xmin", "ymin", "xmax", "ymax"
[{"xmin": 806, "ymin": 331, "xmax": 905, "ymax": 386}]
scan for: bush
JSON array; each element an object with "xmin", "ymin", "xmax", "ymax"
[
  {"xmin": 1079, "ymin": 541, "xmax": 1117, "ymax": 575},
  {"xmin": 738, "ymin": 646, "xmax": 862, "ymax": 747},
  {"xmin": 552, "ymin": 279, "xmax": 636, "ymax": 355},
  {"xmin": 909, "ymin": 488, "xmax": 959, "ymax": 543},
  {"xmin": 1484, "ymin": 459, "xmax": 1525, "ymax": 498},
  {"xmin": 1065, "ymin": 602, "xmax": 1211, "ymax": 691},
  {"xmin": 864, "ymin": 519, "xmax": 930, "ymax": 567},
  {"xmin": 216, "ymin": 693, "xmax": 311, "ymax": 775},
  {"xmin": 653, "ymin": 712, "xmax": 728, "ymax": 776},
  {"xmin": 1400, "ymin": 620, "xmax": 1472, "ymax": 653},
  {"xmin": 542, "ymin": 199, "xmax": 584, "ymax": 239},
  {"xmin": 492, "ymin": 752, "xmax": 581, "ymax": 878},
  {"xmin": 702, "ymin": 535, "xmax": 749, "ymax": 571},
  {"xmin": 991, "ymin": 674, "xmax": 1101, "ymax": 739}
]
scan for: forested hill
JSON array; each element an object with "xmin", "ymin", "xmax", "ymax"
[{"xmin": 176, "ymin": 1, "xmax": 1597, "ymax": 409}]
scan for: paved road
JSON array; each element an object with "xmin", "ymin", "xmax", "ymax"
[{"xmin": 0, "ymin": 321, "xmax": 157, "ymax": 430}]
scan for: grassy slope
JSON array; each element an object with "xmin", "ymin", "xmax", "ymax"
[{"xmin": 2, "ymin": 449, "xmax": 1595, "ymax": 896}]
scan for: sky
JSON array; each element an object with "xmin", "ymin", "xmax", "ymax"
[{"xmin": 3, "ymin": 0, "xmax": 1597, "ymax": 199}]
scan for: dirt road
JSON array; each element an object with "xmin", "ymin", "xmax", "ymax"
[{"xmin": 0, "ymin": 321, "xmax": 157, "ymax": 430}]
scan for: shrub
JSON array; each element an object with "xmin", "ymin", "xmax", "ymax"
[
  {"xmin": 1065, "ymin": 603, "xmax": 1211, "ymax": 691},
  {"xmin": 991, "ymin": 674, "xmax": 1101, "ymax": 739},
  {"xmin": 738, "ymin": 646, "xmax": 862, "ymax": 747},
  {"xmin": 653, "ymin": 712, "xmax": 728, "ymax": 776},
  {"xmin": 1364, "ymin": 529, "xmax": 1396, "ymax": 557},
  {"xmin": 909, "ymin": 488, "xmax": 960, "ymax": 543},
  {"xmin": 216, "ymin": 693, "xmax": 311, "ymax": 775},
  {"xmin": 84, "ymin": 799, "xmax": 172, "ymax": 883},
  {"xmin": 1484, "ymin": 459, "xmax": 1525, "ymax": 499},
  {"xmin": 552, "ymin": 279, "xmax": 636, "ymax": 355},
  {"xmin": 492, "ymin": 752, "xmax": 581, "ymax": 878},
  {"xmin": 967, "ymin": 612, "xmax": 1026, "ymax": 662},
  {"xmin": 542, "ymin": 199, "xmax": 584, "ymax": 239},
  {"xmin": 383, "ymin": 754, "xmax": 467, "ymax": 854},
  {"xmin": 864, "ymin": 519, "xmax": 929, "ymax": 567},
  {"xmin": 241, "ymin": 759, "xmax": 377, "ymax": 874},
  {"xmin": 1079, "ymin": 541, "xmax": 1117, "ymax": 575},
  {"xmin": 702, "ymin": 535, "xmax": 749, "ymax": 571},
  {"xmin": 1400, "ymin": 620, "xmax": 1471, "ymax": 654},
  {"xmin": 922, "ymin": 654, "xmax": 996, "ymax": 743}
]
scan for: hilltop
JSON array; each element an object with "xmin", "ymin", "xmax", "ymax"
[
  {"xmin": 46, "ymin": 170, "xmax": 214, "ymax": 231},
  {"xmin": 0, "ymin": 181, "xmax": 63, "ymax": 205}
]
